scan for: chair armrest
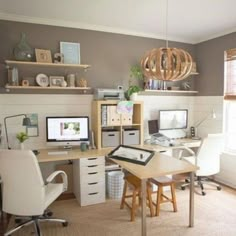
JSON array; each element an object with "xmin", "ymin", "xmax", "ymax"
[
  {"xmin": 174, "ymin": 146, "xmax": 195, "ymax": 159},
  {"xmin": 182, "ymin": 147, "xmax": 195, "ymax": 156},
  {"xmin": 46, "ymin": 170, "xmax": 68, "ymax": 192}
]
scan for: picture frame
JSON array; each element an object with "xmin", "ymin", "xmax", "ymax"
[
  {"xmin": 26, "ymin": 113, "xmax": 39, "ymax": 137},
  {"xmin": 35, "ymin": 49, "xmax": 52, "ymax": 63},
  {"xmin": 107, "ymin": 145, "xmax": 155, "ymax": 166},
  {"xmin": 49, "ymin": 76, "xmax": 65, "ymax": 87},
  {"xmin": 60, "ymin": 42, "xmax": 80, "ymax": 64}
]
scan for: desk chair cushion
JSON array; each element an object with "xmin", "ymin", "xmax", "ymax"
[{"xmin": 183, "ymin": 156, "xmax": 220, "ymax": 177}]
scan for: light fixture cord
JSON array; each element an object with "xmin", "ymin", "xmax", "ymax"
[{"xmin": 165, "ymin": 0, "xmax": 169, "ymax": 48}]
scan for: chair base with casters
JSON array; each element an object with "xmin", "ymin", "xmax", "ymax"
[
  {"xmin": 5, "ymin": 213, "xmax": 68, "ymax": 236},
  {"xmin": 181, "ymin": 176, "xmax": 221, "ymax": 196}
]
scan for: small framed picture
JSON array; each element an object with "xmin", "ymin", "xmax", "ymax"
[
  {"xmin": 60, "ymin": 42, "xmax": 80, "ymax": 64},
  {"xmin": 35, "ymin": 49, "xmax": 52, "ymax": 63},
  {"xmin": 49, "ymin": 76, "xmax": 65, "ymax": 87}
]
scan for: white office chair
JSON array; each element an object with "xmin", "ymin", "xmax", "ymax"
[
  {"xmin": 0, "ymin": 150, "xmax": 68, "ymax": 236},
  {"xmin": 180, "ymin": 134, "xmax": 224, "ymax": 196}
]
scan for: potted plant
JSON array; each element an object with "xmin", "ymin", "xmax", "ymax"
[
  {"xmin": 16, "ymin": 131, "xmax": 28, "ymax": 149},
  {"xmin": 127, "ymin": 64, "xmax": 144, "ymax": 100}
]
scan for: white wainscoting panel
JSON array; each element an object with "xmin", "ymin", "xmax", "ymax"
[{"xmin": 0, "ymin": 94, "xmax": 93, "ymax": 150}]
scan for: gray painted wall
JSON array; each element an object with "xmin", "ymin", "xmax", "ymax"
[
  {"xmin": 0, "ymin": 20, "xmax": 196, "ymax": 93},
  {"xmin": 196, "ymin": 32, "xmax": 236, "ymax": 96},
  {"xmin": 1, "ymin": 20, "xmax": 235, "ymax": 96}
]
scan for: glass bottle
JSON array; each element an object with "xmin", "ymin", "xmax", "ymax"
[{"xmin": 13, "ymin": 33, "xmax": 34, "ymax": 61}]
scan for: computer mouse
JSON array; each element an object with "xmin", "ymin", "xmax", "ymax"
[{"xmin": 169, "ymin": 143, "xmax": 174, "ymax": 146}]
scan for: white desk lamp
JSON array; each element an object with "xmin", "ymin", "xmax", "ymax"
[
  {"xmin": 191, "ymin": 110, "xmax": 216, "ymax": 140},
  {"xmin": 4, "ymin": 114, "xmax": 31, "ymax": 149}
]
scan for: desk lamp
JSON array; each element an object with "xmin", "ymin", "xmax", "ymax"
[
  {"xmin": 4, "ymin": 114, "xmax": 31, "ymax": 149},
  {"xmin": 191, "ymin": 110, "xmax": 216, "ymax": 139}
]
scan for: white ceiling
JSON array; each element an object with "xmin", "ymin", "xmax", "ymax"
[{"xmin": 0, "ymin": 0, "xmax": 235, "ymax": 44}]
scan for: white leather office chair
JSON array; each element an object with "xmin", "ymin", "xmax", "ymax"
[
  {"xmin": 180, "ymin": 134, "xmax": 224, "ymax": 196},
  {"xmin": 0, "ymin": 150, "xmax": 68, "ymax": 236}
]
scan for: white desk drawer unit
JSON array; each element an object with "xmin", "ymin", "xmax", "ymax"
[{"xmin": 73, "ymin": 156, "xmax": 105, "ymax": 206}]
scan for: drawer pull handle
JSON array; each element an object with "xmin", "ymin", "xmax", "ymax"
[
  {"xmin": 89, "ymin": 192, "xmax": 98, "ymax": 195},
  {"xmin": 108, "ymin": 134, "xmax": 115, "ymax": 136},
  {"xmin": 129, "ymin": 133, "xmax": 135, "ymax": 135},
  {"xmin": 88, "ymin": 158, "xmax": 97, "ymax": 160},
  {"xmin": 88, "ymin": 172, "xmax": 98, "ymax": 175},
  {"xmin": 88, "ymin": 182, "xmax": 98, "ymax": 185},
  {"xmin": 88, "ymin": 165, "xmax": 98, "ymax": 167}
]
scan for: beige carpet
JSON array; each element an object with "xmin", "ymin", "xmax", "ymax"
[{"xmin": 8, "ymin": 185, "xmax": 236, "ymax": 236}]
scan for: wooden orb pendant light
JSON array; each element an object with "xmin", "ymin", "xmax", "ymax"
[
  {"xmin": 140, "ymin": 0, "xmax": 193, "ymax": 82},
  {"xmin": 141, "ymin": 47, "xmax": 193, "ymax": 81}
]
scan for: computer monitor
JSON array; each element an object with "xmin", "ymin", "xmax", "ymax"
[
  {"xmin": 159, "ymin": 109, "xmax": 188, "ymax": 130},
  {"xmin": 46, "ymin": 116, "xmax": 89, "ymax": 148}
]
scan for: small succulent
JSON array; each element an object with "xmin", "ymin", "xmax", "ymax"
[
  {"xmin": 127, "ymin": 85, "xmax": 141, "ymax": 98},
  {"xmin": 16, "ymin": 132, "xmax": 28, "ymax": 143}
]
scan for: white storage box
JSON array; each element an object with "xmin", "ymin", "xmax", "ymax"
[
  {"xmin": 123, "ymin": 129, "xmax": 140, "ymax": 145},
  {"xmin": 102, "ymin": 130, "xmax": 120, "ymax": 147}
]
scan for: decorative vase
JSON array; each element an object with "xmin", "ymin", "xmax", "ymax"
[
  {"xmin": 20, "ymin": 143, "xmax": 24, "ymax": 150},
  {"xmin": 13, "ymin": 33, "xmax": 34, "ymax": 61}
]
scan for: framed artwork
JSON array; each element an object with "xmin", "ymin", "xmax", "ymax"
[
  {"xmin": 26, "ymin": 113, "xmax": 39, "ymax": 137},
  {"xmin": 107, "ymin": 145, "xmax": 155, "ymax": 166},
  {"xmin": 60, "ymin": 42, "xmax": 80, "ymax": 64},
  {"xmin": 49, "ymin": 76, "xmax": 65, "ymax": 87},
  {"xmin": 35, "ymin": 49, "xmax": 52, "ymax": 63}
]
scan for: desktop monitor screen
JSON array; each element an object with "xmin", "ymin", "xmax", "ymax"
[
  {"xmin": 159, "ymin": 109, "xmax": 188, "ymax": 130},
  {"xmin": 46, "ymin": 116, "xmax": 89, "ymax": 147}
]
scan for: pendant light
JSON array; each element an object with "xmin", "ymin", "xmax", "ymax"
[{"xmin": 140, "ymin": 0, "xmax": 193, "ymax": 81}]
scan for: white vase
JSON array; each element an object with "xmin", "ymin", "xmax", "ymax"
[
  {"xmin": 130, "ymin": 92, "xmax": 138, "ymax": 101},
  {"xmin": 20, "ymin": 143, "xmax": 24, "ymax": 150}
]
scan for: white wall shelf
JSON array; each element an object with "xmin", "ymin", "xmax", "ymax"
[
  {"xmin": 139, "ymin": 90, "xmax": 198, "ymax": 95},
  {"xmin": 5, "ymin": 85, "xmax": 92, "ymax": 94},
  {"xmin": 5, "ymin": 60, "xmax": 91, "ymax": 69}
]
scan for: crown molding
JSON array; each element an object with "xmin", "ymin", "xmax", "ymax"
[
  {"xmin": 194, "ymin": 27, "xmax": 236, "ymax": 44},
  {"xmin": 0, "ymin": 12, "xmax": 195, "ymax": 44}
]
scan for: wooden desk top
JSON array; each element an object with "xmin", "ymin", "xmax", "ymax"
[
  {"xmin": 110, "ymin": 153, "xmax": 198, "ymax": 180},
  {"xmin": 37, "ymin": 138, "xmax": 200, "ymax": 163},
  {"xmin": 37, "ymin": 148, "xmax": 112, "ymax": 163}
]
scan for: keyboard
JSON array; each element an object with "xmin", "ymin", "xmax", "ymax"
[{"xmin": 47, "ymin": 151, "xmax": 68, "ymax": 155}]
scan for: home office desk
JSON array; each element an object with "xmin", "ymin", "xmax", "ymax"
[{"xmin": 37, "ymin": 139, "xmax": 200, "ymax": 236}]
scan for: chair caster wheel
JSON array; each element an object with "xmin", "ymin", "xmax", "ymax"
[
  {"xmin": 202, "ymin": 191, "xmax": 206, "ymax": 196},
  {"xmin": 45, "ymin": 211, "xmax": 53, "ymax": 217},
  {"xmin": 181, "ymin": 186, "xmax": 185, "ymax": 190},
  {"xmin": 217, "ymin": 186, "xmax": 221, "ymax": 191},
  {"xmin": 44, "ymin": 209, "xmax": 53, "ymax": 217},
  {"xmin": 15, "ymin": 218, "xmax": 22, "ymax": 224},
  {"xmin": 62, "ymin": 221, "xmax": 68, "ymax": 227}
]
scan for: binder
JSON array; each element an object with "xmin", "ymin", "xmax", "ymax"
[{"xmin": 107, "ymin": 105, "xmax": 121, "ymax": 126}]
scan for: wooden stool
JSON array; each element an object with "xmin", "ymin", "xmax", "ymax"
[
  {"xmin": 120, "ymin": 175, "xmax": 154, "ymax": 221},
  {"xmin": 149, "ymin": 176, "xmax": 177, "ymax": 216}
]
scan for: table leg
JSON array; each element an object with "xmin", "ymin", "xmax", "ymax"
[
  {"xmin": 141, "ymin": 179, "xmax": 147, "ymax": 236},
  {"xmin": 189, "ymin": 171, "xmax": 194, "ymax": 227}
]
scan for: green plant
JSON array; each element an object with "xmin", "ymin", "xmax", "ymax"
[
  {"xmin": 16, "ymin": 132, "xmax": 28, "ymax": 143},
  {"xmin": 127, "ymin": 85, "xmax": 141, "ymax": 98},
  {"xmin": 130, "ymin": 65, "xmax": 144, "ymax": 80}
]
